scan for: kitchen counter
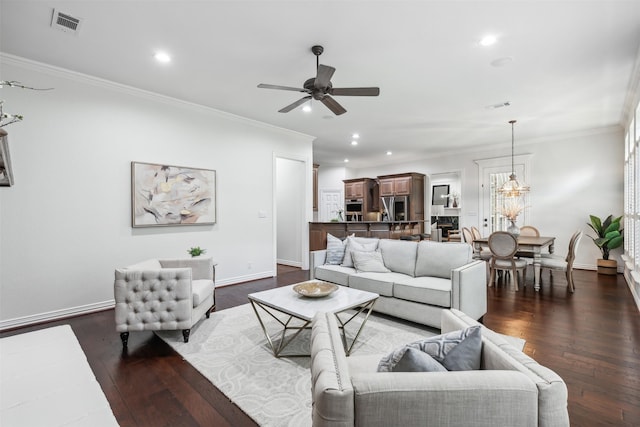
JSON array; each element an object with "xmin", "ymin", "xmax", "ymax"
[{"xmin": 309, "ymin": 221, "xmax": 425, "ymax": 251}]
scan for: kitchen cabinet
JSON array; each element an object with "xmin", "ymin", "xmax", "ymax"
[
  {"xmin": 345, "ymin": 180, "xmax": 365, "ymax": 199},
  {"xmin": 343, "ymin": 178, "xmax": 378, "ymax": 220},
  {"xmin": 377, "ymin": 173, "xmax": 425, "ymax": 224}
]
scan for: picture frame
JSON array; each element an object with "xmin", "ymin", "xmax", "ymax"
[
  {"xmin": 431, "ymin": 184, "xmax": 450, "ymax": 207},
  {"xmin": 131, "ymin": 161, "xmax": 216, "ymax": 227},
  {"xmin": 0, "ymin": 129, "xmax": 14, "ymax": 187}
]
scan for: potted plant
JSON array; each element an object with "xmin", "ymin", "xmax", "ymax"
[
  {"xmin": 587, "ymin": 214, "xmax": 623, "ymax": 275},
  {"xmin": 187, "ymin": 246, "xmax": 207, "ymax": 257}
]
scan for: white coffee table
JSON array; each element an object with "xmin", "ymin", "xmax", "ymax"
[{"xmin": 248, "ymin": 282, "xmax": 378, "ymax": 357}]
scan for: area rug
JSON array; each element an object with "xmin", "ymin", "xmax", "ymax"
[
  {"xmin": 1, "ymin": 325, "xmax": 119, "ymax": 426},
  {"xmin": 156, "ymin": 304, "xmax": 439, "ymax": 427}
]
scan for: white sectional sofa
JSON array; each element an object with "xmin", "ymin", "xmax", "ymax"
[{"xmin": 309, "ymin": 237, "xmax": 487, "ymax": 328}]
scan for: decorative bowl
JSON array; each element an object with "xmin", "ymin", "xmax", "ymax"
[{"xmin": 293, "ymin": 281, "xmax": 338, "ymax": 298}]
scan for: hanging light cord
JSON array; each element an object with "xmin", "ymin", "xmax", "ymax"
[{"xmin": 509, "ymin": 119, "xmax": 516, "ymax": 176}]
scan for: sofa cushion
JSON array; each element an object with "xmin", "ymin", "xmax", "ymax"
[
  {"xmin": 393, "ymin": 276, "xmax": 452, "ymax": 308},
  {"xmin": 325, "ymin": 233, "xmax": 352, "ymax": 265},
  {"xmin": 351, "ymin": 250, "xmax": 390, "ymax": 273},
  {"xmin": 191, "ymin": 279, "xmax": 214, "ymax": 308},
  {"xmin": 377, "ymin": 326, "xmax": 480, "ymax": 372},
  {"xmin": 441, "ymin": 326, "xmax": 482, "ymax": 371},
  {"xmin": 378, "ymin": 239, "xmax": 418, "ymax": 277},
  {"xmin": 315, "ymin": 264, "xmax": 356, "ymax": 286},
  {"xmin": 341, "ymin": 237, "xmax": 379, "ymax": 268},
  {"xmin": 415, "ymin": 241, "xmax": 472, "ymax": 279},
  {"xmin": 348, "ymin": 272, "xmax": 408, "ymax": 297},
  {"xmin": 392, "ymin": 347, "xmax": 447, "ymax": 372}
]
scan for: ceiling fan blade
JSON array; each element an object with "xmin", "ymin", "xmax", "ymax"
[
  {"xmin": 278, "ymin": 96, "xmax": 312, "ymax": 113},
  {"xmin": 258, "ymin": 83, "xmax": 307, "ymax": 92},
  {"xmin": 320, "ymin": 95, "xmax": 347, "ymax": 115},
  {"xmin": 314, "ymin": 64, "xmax": 336, "ymax": 89},
  {"xmin": 330, "ymin": 87, "xmax": 380, "ymax": 96}
]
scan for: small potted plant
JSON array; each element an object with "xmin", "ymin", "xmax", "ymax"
[
  {"xmin": 587, "ymin": 214, "xmax": 623, "ymax": 275},
  {"xmin": 187, "ymin": 246, "xmax": 207, "ymax": 257}
]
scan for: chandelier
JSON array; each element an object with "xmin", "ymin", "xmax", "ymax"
[{"xmin": 498, "ymin": 119, "xmax": 530, "ymax": 198}]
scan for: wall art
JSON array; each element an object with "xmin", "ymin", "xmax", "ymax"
[
  {"xmin": 131, "ymin": 161, "xmax": 216, "ymax": 227},
  {"xmin": 0, "ymin": 130, "xmax": 14, "ymax": 187}
]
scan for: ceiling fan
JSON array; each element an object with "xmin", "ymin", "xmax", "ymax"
[{"xmin": 257, "ymin": 45, "xmax": 380, "ymax": 116}]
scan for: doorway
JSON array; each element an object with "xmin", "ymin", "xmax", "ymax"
[
  {"xmin": 476, "ymin": 155, "xmax": 531, "ymax": 235},
  {"xmin": 275, "ymin": 157, "xmax": 307, "ymax": 270}
]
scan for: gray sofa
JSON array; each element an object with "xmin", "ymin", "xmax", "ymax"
[
  {"xmin": 310, "ymin": 308, "xmax": 570, "ymax": 427},
  {"xmin": 310, "ymin": 238, "xmax": 487, "ymax": 328}
]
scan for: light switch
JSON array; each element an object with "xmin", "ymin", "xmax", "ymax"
[{"xmin": 258, "ymin": 210, "xmax": 267, "ymax": 218}]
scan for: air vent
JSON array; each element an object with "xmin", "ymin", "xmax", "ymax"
[
  {"xmin": 485, "ymin": 101, "xmax": 511, "ymax": 110},
  {"xmin": 51, "ymin": 9, "xmax": 82, "ymax": 34}
]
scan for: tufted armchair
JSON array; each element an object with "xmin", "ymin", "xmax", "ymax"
[{"xmin": 114, "ymin": 256, "xmax": 216, "ymax": 347}]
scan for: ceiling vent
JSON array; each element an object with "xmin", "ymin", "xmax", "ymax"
[{"xmin": 51, "ymin": 9, "xmax": 82, "ymax": 34}]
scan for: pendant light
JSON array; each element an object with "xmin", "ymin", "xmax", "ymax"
[{"xmin": 498, "ymin": 119, "xmax": 530, "ymax": 198}]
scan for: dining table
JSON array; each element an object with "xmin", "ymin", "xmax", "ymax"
[{"xmin": 473, "ymin": 235, "xmax": 556, "ymax": 291}]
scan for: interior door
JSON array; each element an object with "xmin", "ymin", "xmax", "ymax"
[{"xmin": 320, "ymin": 189, "xmax": 343, "ymax": 222}]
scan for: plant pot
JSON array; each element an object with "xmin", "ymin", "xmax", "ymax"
[{"xmin": 597, "ymin": 259, "xmax": 618, "ymax": 275}]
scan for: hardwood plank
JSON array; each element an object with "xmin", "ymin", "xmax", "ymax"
[{"xmin": 1, "ymin": 268, "xmax": 638, "ymax": 426}]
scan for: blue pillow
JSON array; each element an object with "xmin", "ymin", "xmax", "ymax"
[{"xmin": 325, "ymin": 233, "xmax": 347, "ymax": 265}]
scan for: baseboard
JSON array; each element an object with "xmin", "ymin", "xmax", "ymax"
[
  {"xmin": 276, "ymin": 259, "xmax": 302, "ymax": 268},
  {"xmin": 0, "ymin": 300, "xmax": 115, "ymax": 331},
  {"xmin": 212, "ymin": 271, "xmax": 275, "ymax": 287}
]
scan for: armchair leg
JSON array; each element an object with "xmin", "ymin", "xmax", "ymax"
[
  {"xmin": 182, "ymin": 329, "xmax": 190, "ymax": 343},
  {"xmin": 120, "ymin": 332, "xmax": 129, "ymax": 348}
]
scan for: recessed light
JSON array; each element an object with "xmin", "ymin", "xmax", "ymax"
[
  {"xmin": 351, "ymin": 140, "xmax": 358, "ymax": 146},
  {"xmin": 386, "ymin": 151, "xmax": 392, "ymax": 155},
  {"xmin": 344, "ymin": 158, "xmax": 349, "ymax": 163},
  {"xmin": 154, "ymin": 51, "xmax": 171, "ymax": 63},
  {"xmin": 302, "ymin": 104, "xmax": 312, "ymax": 113},
  {"xmin": 479, "ymin": 35, "xmax": 497, "ymax": 47},
  {"xmin": 352, "ymin": 133, "xmax": 360, "ymax": 139}
]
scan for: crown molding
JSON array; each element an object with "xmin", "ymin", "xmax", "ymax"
[{"xmin": 0, "ymin": 52, "xmax": 314, "ymax": 141}]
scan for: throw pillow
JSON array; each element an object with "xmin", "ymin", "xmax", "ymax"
[
  {"xmin": 441, "ymin": 326, "xmax": 482, "ymax": 371},
  {"xmin": 325, "ymin": 233, "xmax": 348, "ymax": 265},
  {"xmin": 341, "ymin": 236, "xmax": 379, "ymax": 268},
  {"xmin": 351, "ymin": 250, "xmax": 390, "ymax": 273},
  {"xmin": 392, "ymin": 347, "xmax": 447, "ymax": 372},
  {"xmin": 377, "ymin": 326, "xmax": 481, "ymax": 372}
]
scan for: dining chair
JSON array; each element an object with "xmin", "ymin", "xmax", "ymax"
[
  {"xmin": 519, "ymin": 226, "xmax": 540, "ymax": 237},
  {"xmin": 470, "ymin": 226, "xmax": 482, "ymax": 240},
  {"xmin": 462, "ymin": 227, "xmax": 473, "ymax": 244},
  {"xmin": 516, "ymin": 225, "xmax": 540, "ymax": 260},
  {"xmin": 540, "ymin": 230, "xmax": 583, "ymax": 292},
  {"xmin": 488, "ymin": 231, "xmax": 528, "ymax": 291},
  {"xmin": 463, "ymin": 227, "xmax": 492, "ymax": 261}
]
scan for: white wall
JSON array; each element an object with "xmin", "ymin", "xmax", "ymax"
[
  {"xmin": 343, "ymin": 127, "xmax": 624, "ymax": 271},
  {"xmin": 0, "ymin": 55, "xmax": 314, "ymax": 327}
]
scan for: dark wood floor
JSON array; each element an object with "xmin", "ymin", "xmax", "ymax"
[{"xmin": 1, "ymin": 268, "xmax": 638, "ymax": 426}]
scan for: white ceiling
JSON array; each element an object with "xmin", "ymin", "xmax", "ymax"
[{"xmin": 2, "ymin": 1, "xmax": 640, "ymax": 168}]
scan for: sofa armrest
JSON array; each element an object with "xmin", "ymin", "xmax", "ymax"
[
  {"xmin": 309, "ymin": 250, "xmax": 327, "ymax": 279},
  {"xmin": 451, "ymin": 260, "xmax": 487, "ymax": 321},
  {"xmin": 351, "ymin": 370, "xmax": 538, "ymax": 427},
  {"xmin": 159, "ymin": 257, "xmax": 214, "ymax": 281}
]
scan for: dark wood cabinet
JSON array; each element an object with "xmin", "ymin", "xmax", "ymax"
[
  {"xmin": 379, "ymin": 178, "xmax": 395, "ymax": 196},
  {"xmin": 377, "ymin": 173, "xmax": 425, "ymax": 224},
  {"xmin": 313, "ymin": 164, "xmax": 319, "ymax": 211},
  {"xmin": 345, "ymin": 180, "xmax": 365, "ymax": 199}
]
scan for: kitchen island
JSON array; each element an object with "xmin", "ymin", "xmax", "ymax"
[{"xmin": 309, "ymin": 221, "xmax": 425, "ymax": 251}]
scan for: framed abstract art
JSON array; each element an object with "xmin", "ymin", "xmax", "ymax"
[{"xmin": 131, "ymin": 161, "xmax": 216, "ymax": 227}]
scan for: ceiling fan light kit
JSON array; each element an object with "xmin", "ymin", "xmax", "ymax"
[{"xmin": 257, "ymin": 45, "xmax": 380, "ymax": 115}]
